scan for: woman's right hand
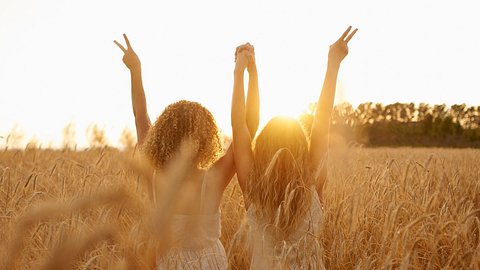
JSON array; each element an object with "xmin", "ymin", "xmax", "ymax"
[{"xmin": 114, "ymin": 34, "xmax": 141, "ymax": 71}]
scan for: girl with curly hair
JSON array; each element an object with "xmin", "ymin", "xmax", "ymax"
[
  {"xmin": 114, "ymin": 35, "xmax": 259, "ymax": 269},
  {"xmin": 231, "ymin": 27, "xmax": 358, "ymax": 269}
]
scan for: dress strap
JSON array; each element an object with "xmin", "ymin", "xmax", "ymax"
[
  {"xmin": 152, "ymin": 170, "xmax": 157, "ymax": 204},
  {"xmin": 199, "ymin": 171, "xmax": 208, "ymax": 212}
]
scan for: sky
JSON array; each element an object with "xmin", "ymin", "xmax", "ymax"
[{"xmin": 1, "ymin": 0, "xmax": 479, "ymax": 148}]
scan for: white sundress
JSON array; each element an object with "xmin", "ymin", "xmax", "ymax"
[
  {"xmin": 246, "ymin": 189, "xmax": 324, "ymax": 269},
  {"xmin": 156, "ymin": 173, "xmax": 228, "ymax": 270}
]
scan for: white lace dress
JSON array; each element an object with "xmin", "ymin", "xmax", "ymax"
[{"xmin": 246, "ymin": 190, "xmax": 324, "ymax": 269}]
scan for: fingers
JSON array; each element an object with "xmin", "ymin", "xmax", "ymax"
[
  {"xmin": 345, "ymin": 28, "xmax": 358, "ymax": 43},
  {"xmin": 339, "ymin": 26, "xmax": 353, "ymax": 41},
  {"xmin": 113, "ymin": 40, "xmax": 127, "ymax": 53},
  {"xmin": 235, "ymin": 43, "xmax": 254, "ymax": 61},
  {"xmin": 236, "ymin": 49, "xmax": 252, "ymax": 62},
  {"xmin": 236, "ymin": 43, "xmax": 254, "ymax": 54},
  {"xmin": 235, "ymin": 46, "xmax": 241, "ymax": 61},
  {"xmin": 114, "ymin": 33, "xmax": 134, "ymax": 53},
  {"xmin": 123, "ymin": 33, "xmax": 132, "ymax": 49},
  {"xmin": 247, "ymin": 51, "xmax": 254, "ymax": 62},
  {"xmin": 239, "ymin": 48, "xmax": 254, "ymax": 61},
  {"xmin": 236, "ymin": 46, "xmax": 247, "ymax": 55}
]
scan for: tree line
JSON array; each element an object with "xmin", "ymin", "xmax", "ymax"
[
  {"xmin": 300, "ymin": 102, "xmax": 480, "ymax": 148},
  {"xmin": 5, "ymin": 102, "xmax": 480, "ymax": 149}
]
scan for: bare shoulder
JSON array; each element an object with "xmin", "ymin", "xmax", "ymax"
[{"xmin": 208, "ymin": 146, "xmax": 235, "ymax": 185}]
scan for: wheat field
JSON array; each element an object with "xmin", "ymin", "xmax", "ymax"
[{"xmin": 0, "ymin": 147, "xmax": 479, "ymax": 269}]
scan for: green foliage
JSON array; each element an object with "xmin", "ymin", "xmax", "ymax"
[{"xmin": 299, "ymin": 102, "xmax": 480, "ymax": 148}]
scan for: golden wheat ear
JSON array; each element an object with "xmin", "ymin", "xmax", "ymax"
[
  {"xmin": 3, "ymin": 188, "xmax": 128, "ymax": 270},
  {"xmin": 119, "ymin": 150, "xmax": 156, "ymax": 203},
  {"xmin": 40, "ymin": 225, "xmax": 119, "ymax": 270}
]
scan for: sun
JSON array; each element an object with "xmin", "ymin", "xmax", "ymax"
[{"xmin": 258, "ymin": 94, "xmax": 309, "ymax": 129}]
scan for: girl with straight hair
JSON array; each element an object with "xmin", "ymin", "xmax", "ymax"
[{"xmin": 231, "ymin": 27, "xmax": 358, "ymax": 269}]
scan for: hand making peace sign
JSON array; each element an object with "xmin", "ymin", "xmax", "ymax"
[
  {"xmin": 114, "ymin": 34, "xmax": 141, "ymax": 71},
  {"xmin": 328, "ymin": 26, "xmax": 358, "ymax": 66}
]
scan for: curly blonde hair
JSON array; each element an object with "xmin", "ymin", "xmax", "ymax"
[
  {"xmin": 142, "ymin": 100, "xmax": 222, "ymax": 169},
  {"xmin": 247, "ymin": 116, "xmax": 314, "ymax": 238}
]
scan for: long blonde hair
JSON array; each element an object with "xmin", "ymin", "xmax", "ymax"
[{"xmin": 247, "ymin": 116, "xmax": 314, "ymax": 237}]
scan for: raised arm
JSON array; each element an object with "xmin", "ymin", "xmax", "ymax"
[
  {"xmin": 210, "ymin": 44, "xmax": 259, "ymax": 193},
  {"xmin": 231, "ymin": 47, "xmax": 255, "ymax": 194},
  {"xmin": 114, "ymin": 34, "xmax": 151, "ymax": 146},
  {"xmin": 310, "ymin": 26, "xmax": 357, "ymax": 196},
  {"xmin": 245, "ymin": 44, "xmax": 260, "ymax": 138}
]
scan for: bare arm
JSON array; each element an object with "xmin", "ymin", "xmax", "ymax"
[
  {"xmin": 210, "ymin": 44, "xmax": 259, "ymax": 193},
  {"xmin": 209, "ymin": 144, "xmax": 235, "ymax": 192},
  {"xmin": 114, "ymin": 34, "xmax": 151, "ymax": 146},
  {"xmin": 310, "ymin": 26, "xmax": 357, "ymax": 197},
  {"xmin": 245, "ymin": 45, "xmax": 260, "ymax": 138},
  {"xmin": 231, "ymin": 48, "xmax": 255, "ymax": 195}
]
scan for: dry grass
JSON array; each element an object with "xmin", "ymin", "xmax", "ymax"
[{"xmin": 0, "ymin": 147, "xmax": 479, "ymax": 269}]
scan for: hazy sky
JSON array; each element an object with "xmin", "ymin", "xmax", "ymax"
[{"xmin": 1, "ymin": 0, "xmax": 479, "ymax": 148}]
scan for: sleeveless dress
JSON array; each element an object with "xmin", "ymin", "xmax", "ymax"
[
  {"xmin": 246, "ymin": 189, "xmax": 324, "ymax": 269},
  {"xmin": 156, "ymin": 173, "xmax": 228, "ymax": 270}
]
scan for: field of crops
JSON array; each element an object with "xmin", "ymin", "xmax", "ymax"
[{"xmin": 1, "ymin": 147, "xmax": 479, "ymax": 269}]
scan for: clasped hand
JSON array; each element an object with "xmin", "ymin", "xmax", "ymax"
[{"xmin": 235, "ymin": 43, "xmax": 256, "ymax": 73}]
